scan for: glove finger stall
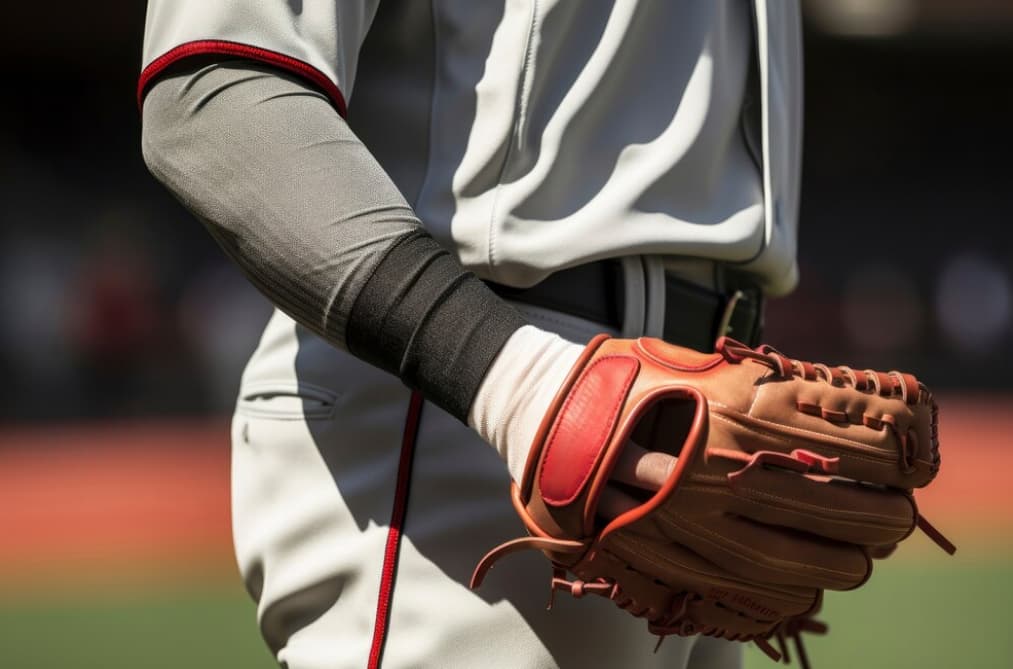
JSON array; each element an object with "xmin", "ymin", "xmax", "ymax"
[
  {"xmin": 635, "ymin": 505, "xmax": 872, "ymax": 591},
  {"xmin": 694, "ymin": 461, "xmax": 919, "ymax": 547}
]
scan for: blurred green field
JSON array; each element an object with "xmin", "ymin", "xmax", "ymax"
[
  {"xmin": 3, "ymin": 411, "xmax": 1007, "ymax": 667},
  {"xmin": 743, "ymin": 560, "xmax": 1013, "ymax": 669},
  {"xmin": 1, "ymin": 560, "xmax": 1009, "ymax": 669},
  {"xmin": 0, "ymin": 582, "xmax": 276, "ymax": 669}
]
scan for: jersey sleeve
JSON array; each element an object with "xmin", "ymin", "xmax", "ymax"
[{"xmin": 138, "ymin": 0, "xmax": 379, "ymax": 116}]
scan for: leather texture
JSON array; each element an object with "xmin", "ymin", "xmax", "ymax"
[{"xmin": 473, "ymin": 334, "xmax": 949, "ymax": 664}]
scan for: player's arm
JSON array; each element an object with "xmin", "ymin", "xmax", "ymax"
[
  {"xmin": 140, "ymin": 60, "xmax": 671, "ymax": 490},
  {"xmin": 142, "ymin": 59, "xmax": 526, "ymax": 419}
]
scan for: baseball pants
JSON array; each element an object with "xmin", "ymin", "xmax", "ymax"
[{"xmin": 230, "ymin": 291, "xmax": 743, "ymax": 668}]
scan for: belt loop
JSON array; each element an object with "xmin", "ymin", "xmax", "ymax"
[
  {"xmin": 643, "ymin": 256, "xmax": 667, "ymax": 338},
  {"xmin": 619, "ymin": 256, "xmax": 646, "ymax": 338}
]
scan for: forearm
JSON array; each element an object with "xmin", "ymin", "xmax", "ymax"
[{"xmin": 141, "ymin": 60, "xmax": 528, "ymax": 420}]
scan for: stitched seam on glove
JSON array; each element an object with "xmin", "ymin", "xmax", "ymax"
[
  {"xmin": 606, "ymin": 540, "xmax": 816, "ymax": 605},
  {"xmin": 682, "ymin": 485, "xmax": 913, "ymax": 527},
  {"xmin": 539, "ymin": 355, "xmax": 638, "ymax": 506},
  {"xmin": 599, "ymin": 548, "xmax": 784, "ymax": 626},
  {"xmin": 709, "ymin": 413, "xmax": 901, "ymax": 466}
]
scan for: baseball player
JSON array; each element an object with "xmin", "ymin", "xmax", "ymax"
[{"xmin": 139, "ymin": 1, "xmax": 806, "ymax": 667}]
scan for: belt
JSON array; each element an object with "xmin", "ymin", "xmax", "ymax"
[{"xmin": 487, "ymin": 260, "xmax": 764, "ymax": 352}]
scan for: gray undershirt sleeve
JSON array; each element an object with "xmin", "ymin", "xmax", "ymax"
[{"xmin": 141, "ymin": 60, "xmax": 525, "ymax": 420}]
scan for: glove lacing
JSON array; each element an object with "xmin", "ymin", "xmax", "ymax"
[
  {"xmin": 715, "ymin": 337, "xmax": 955, "ymax": 556},
  {"xmin": 546, "ymin": 564, "xmax": 824, "ymax": 668},
  {"xmin": 470, "ymin": 337, "xmax": 956, "ymax": 669}
]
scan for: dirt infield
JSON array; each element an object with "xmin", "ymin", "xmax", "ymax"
[
  {"xmin": 0, "ymin": 395, "xmax": 1009, "ymax": 588},
  {"xmin": 0, "ymin": 420, "xmax": 235, "ymax": 588}
]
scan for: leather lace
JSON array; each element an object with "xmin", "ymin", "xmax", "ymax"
[
  {"xmin": 546, "ymin": 566, "xmax": 825, "ymax": 669},
  {"xmin": 717, "ymin": 336, "xmax": 927, "ymax": 405},
  {"xmin": 715, "ymin": 336, "xmax": 955, "ymax": 556},
  {"xmin": 715, "ymin": 337, "xmax": 930, "ymax": 406},
  {"xmin": 471, "ymin": 337, "xmax": 957, "ymax": 669},
  {"xmin": 475, "ymin": 542, "xmax": 826, "ymax": 665}
]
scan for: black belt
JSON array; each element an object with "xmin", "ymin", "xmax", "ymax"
[{"xmin": 487, "ymin": 260, "xmax": 764, "ymax": 352}]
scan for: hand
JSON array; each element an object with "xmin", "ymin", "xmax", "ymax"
[
  {"xmin": 601, "ymin": 442, "xmax": 676, "ymax": 519},
  {"xmin": 473, "ymin": 334, "xmax": 953, "ymax": 657}
]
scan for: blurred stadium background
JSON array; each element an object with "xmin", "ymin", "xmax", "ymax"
[{"xmin": 1, "ymin": 1, "xmax": 1011, "ymax": 667}]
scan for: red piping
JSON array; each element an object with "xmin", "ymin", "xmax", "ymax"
[
  {"xmin": 367, "ymin": 391, "xmax": 424, "ymax": 669},
  {"xmin": 136, "ymin": 39, "xmax": 347, "ymax": 116}
]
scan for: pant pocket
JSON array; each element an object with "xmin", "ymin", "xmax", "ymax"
[{"xmin": 235, "ymin": 380, "xmax": 339, "ymax": 421}]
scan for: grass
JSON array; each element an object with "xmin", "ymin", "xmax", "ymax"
[
  {"xmin": 0, "ymin": 583, "xmax": 276, "ymax": 669},
  {"xmin": 0, "ymin": 561, "xmax": 1008, "ymax": 668},
  {"xmin": 744, "ymin": 560, "xmax": 1013, "ymax": 669}
]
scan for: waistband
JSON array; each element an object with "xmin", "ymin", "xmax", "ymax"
[{"xmin": 487, "ymin": 259, "xmax": 764, "ymax": 352}]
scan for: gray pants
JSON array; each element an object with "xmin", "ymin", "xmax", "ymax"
[{"xmin": 230, "ymin": 300, "xmax": 742, "ymax": 668}]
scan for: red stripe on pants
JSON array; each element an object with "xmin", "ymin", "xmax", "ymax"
[{"xmin": 368, "ymin": 390, "xmax": 424, "ymax": 669}]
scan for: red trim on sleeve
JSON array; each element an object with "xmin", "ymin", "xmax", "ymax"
[
  {"xmin": 367, "ymin": 390, "xmax": 424, "ymax": 669},
  {"xmin": 136, "ymin": 39, "xmax": 347, "ymax": 116}
]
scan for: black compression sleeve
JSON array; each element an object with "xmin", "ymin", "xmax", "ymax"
[{"xmin": 347, "ymin": 231, "xmax": 526, "ymax": 419}]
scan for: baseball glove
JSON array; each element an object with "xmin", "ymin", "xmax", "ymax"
[{"xmin": 471, "ymin": 335, "xmax": 954, "ymax": 665}]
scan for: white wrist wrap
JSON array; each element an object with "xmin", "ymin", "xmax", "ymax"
[{"xmin": 468, "ymin": 325, "xmax": 583, "ymax": 484}]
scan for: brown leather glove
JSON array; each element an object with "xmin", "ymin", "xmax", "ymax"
[{"xmin": 471, "ymin": 335, "xmax": 954, "ymax": 665}]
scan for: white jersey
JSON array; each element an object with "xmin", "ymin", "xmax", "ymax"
[
  {"xmin": 141, "ymin": 0, "xmax": 802, "ymax": 295},
  {"xmin": 140, "ymin": 3, "xmax": 806, "ymax": 667}
]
